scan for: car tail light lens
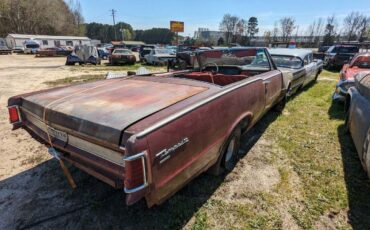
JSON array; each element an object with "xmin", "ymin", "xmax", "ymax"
[
  {"xmin": 8, "ymin": 106, "xmax": 21, "ymax": 124},
  {"xmin": 123, "ymin": 151, "xmax": 148, "ymax": 193}
]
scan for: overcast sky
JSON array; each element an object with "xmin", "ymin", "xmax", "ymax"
[{"xmin": 79, "ymin": 0, "xmax": 370, "ymax": 36}]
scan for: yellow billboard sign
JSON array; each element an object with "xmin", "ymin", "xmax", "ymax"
[{"xmin": 170, "ymin": 21, "xmax": 184, "ymax": 33}]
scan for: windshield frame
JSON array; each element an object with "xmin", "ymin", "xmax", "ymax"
[
  {"xmin": 270, "ymin": 54, "xmax": 303, "ymax": 69},
  {"xmin": 154, "ymin": 49, "xmax": 172, "ymax": 55},
  {"xmin": 196, "ymin": 48, "xmax": 272, "ymax": 71},
  {"xmin": 113, "ymin": 49, "xmax": 132, "ymax": 55}
]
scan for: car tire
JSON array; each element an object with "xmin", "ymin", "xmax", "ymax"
[
  {"xmin": 222, "ymin": 127, "xmax": 242, "ymax": 171},
  {"xmin": 363, "ymin": 130, "xmax": 370, "ymax": 179},
  {"xmin": 344, "ymin": 96, "xmax": 351, "ymax": 134},
  {"xmin": 273, "ymin": 96, "xmax": 286, "ymax": 112},
  {"xmin": 314, "ymin": 71, "xmax": 320, "ymax": 81}
]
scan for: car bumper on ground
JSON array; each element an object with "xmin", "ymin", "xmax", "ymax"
[{"xmin": 332, "ymin": 80, "xmax": 355, "ymax": 101}]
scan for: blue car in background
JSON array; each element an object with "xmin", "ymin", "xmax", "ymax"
[{"xmin": 97, "ymin": 48, "xmax": 110, "ymax": 60}]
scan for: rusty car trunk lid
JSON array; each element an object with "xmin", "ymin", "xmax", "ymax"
[{"xmin": 21, "ymin": 78, "xmax": 207, "ymax": 146}]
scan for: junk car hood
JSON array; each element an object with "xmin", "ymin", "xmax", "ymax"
[
  {"xmin": 344, "ymin": 67, "xmax": 370, "ymax": 80},
  {"xmin": 21, "ymin": 78, "xmax": 207, "ymax": 145}
]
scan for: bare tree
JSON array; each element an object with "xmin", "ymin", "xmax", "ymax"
[
  {"xmin": 357, "ymin": 16, "xmax": 370, "ymax": 41},
  {"xmin": 280, "ymin": 17, "xmax": 295, "ymax": 42},
  {"xmin": 323, "ymin": 15, "xmax": 337, "ymax": 45},
  {"xmin": 0, "ymin": 0, "xmax": 83, "ymax": 37},
  {"xmin": 264, "ymin": 30, "xmax": 272, "ymax": 46},
  {"xmin": 69, "ymin": 0, "xmax": 85, "ymax": 35},
  {"xmin": 343, "ymin": 11, "xmax": 365, "ymax": 41},
  {"xmin": 219, "ymin": 14, "xmax": 240, "ymax": 44},
  {"xmin": 272, "ymin": 21, "xmax": 279, "ymax": 42},
  {"xmin": 306, "ymin": 18, "xmax": 324, "ymax": 46},
  {"xmin": 235, "ymin": 19, "xmax": 247, "ymax": 44}
]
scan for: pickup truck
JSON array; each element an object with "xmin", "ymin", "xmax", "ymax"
[
  {"xmin": 8, "ymin": 48, "xmax": 286, "ymax": 207},
  {"xmin": 324, "ymin": 45, "xmax": 359, "ymax": 69}
]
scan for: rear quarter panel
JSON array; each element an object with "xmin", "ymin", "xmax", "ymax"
[{"xmin": 142, "ymin": 78, "xmax": 269, "ymax": 205}]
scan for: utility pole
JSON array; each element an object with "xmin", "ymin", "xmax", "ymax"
[{"xmin": 111, "ymin": 9, "xmax": 117, "ymax": 41}]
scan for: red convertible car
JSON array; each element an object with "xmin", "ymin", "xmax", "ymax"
[
  {"xmin": 333, "ymin": 53, "xmax": 370, "ymax": 101},
  {"xmin": 8, "ymin": 48, "xmax": 286, "ymax": 207}
]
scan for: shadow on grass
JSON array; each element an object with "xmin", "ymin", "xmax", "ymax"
[
  {"xmin": 328, "ymin": 102, "xmax": 370, "ymax": 230},
  {"xmin": 0, "ymin": 112, "xmax": 281, "ymax": 230}
]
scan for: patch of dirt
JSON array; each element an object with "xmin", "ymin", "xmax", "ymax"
[
  {"xmin": 314, "ymin": 209, "xmax": 349, "ymax": 230},
  {"xmin": 214, "ymin": 138, "xmax": 281, "ymax": 203}
]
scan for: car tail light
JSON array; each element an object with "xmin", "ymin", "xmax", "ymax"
[
  {"xmin": 123, "ymin": 151, "xmax": 148, "ymax": 193},
  {"xmin": 8, "ymin": 106, "xmax": 21, "ymax": 124}
]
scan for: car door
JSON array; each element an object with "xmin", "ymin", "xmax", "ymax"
[
  {"xmin": 258, "ymin": 50, "xmax": 284, "ymax": 109},
  {"xmin": 303, "ymin": 54, "xmax": 315, "ymax": 86}
]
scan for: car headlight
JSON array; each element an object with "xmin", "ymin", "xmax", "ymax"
[{"xmin": 339, "ymin": 81, "xmax": 355, "ymax": 91}]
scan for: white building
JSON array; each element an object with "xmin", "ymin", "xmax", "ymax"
[{"xmin": 5, "ymin": 34, "xmax": 91, "ymax": 49}]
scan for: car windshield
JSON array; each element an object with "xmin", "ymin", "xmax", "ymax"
[
  {"xmin": 113, "ymin": 49, "xmax": 131, "ymax": 54},
  {"xmin": 198, "ymin": 48, "xmax": 270, "ymax": 70},
  {"xmin": 154, "ymin": 49, "xmax": 171, "ymax": 54},
  {"xmin": 353, "ymin": 56, "xmax": 370, "ymax": 69},
  {"xmin": 25, "ymin": 44, "xmax": 39, "ymax": 49},
  {"xmin": 328, "ymin": 46, "xmax": 359, "ymax": 53},
  {"xmin": 271, "ymin": 55, "xmax": 303, "ymax": 69}
]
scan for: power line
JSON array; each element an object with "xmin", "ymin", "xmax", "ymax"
[{"xmin": 111, "ymin": 9, "xmax": 117, "ymax": 41}]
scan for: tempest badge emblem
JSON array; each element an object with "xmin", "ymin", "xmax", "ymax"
[{"xmin": 156, "ymin": 137, "xmax": 189, "ymax": 164}]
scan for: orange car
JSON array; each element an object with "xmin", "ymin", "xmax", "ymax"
[{"xmin": 333, "ymin": 53, "xmax": 370, "ymax": 101}]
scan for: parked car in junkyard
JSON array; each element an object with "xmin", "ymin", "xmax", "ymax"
[
  {"xmin": 269, "ymin": 48, "xmax": 323, "ymax": 97},
  {"xmin": 12, "ymin": 46, "xmax": 24, "ymax": 53},
  {"xmin": 333, "ymin": 53, "xmax": 370, "ymax": 101},
  {"xmin": 24, "ymin": 40, "xmax": 40, "ymax": 54},
  {"xmin": 139, "ymin": 45, "xmax": 157, "ymax": 60},
  {"xmin": 7, "ymin": 47, "xmax": 286, "ymax": 207},
  {"xmin": 37, "ymin": 47, "xmax": 73, "ymax": 57},
  {"xmin": 345, "ymin": 72, "xmax": 370, "ymax": 178},
  {"xmin": 324, "ymin": 45, "xmax": 359, "ymax": 69},
  {"xmin": 313, "ymin": 45, "xmax": 331, "ymax": 60},
  {"xmin": 109, "ymin": 48, "xmax": 136, "ymax": 65},
  {"xmin": 171, "ymin": 46, "xmax": 212, "ymax": 70},
  {"xmin": 97, "ymin": 48, "xmax": 110, "ymax": 60},
  {"xmin": 66, "ymin": 45, "xmax": 101, "ymax": 65},
  {"xmin": 0, "ymin": 45, "xmax": 12, "ymax": 55},
  {"xmin": 143, "ymin": 48, "xmax": 176, "ymax": 65}
]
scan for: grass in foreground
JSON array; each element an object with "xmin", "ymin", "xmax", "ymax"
[
  {"xmin": 37, "ymin": 70, "xmax": 370, "ymax": 229},
  {"xmin": 183, "ymin": 70, "xmax": 370, "ymax": 229}
]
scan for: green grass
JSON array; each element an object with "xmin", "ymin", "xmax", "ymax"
[
  {"xmin": 39, "ymin": 69, "xmax": 370, "ymax": 229},
  {"xmin": 182, "ymin": 70, "xmax": 370, "ymax": 229}
]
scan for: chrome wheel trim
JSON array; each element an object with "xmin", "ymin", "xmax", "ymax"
[
  {"xmin": 225, "ymin": 138, "xmax": 236, "ymax": 163},
  {"xmin": 365, "ymin": 136, "xmax": 370, "ymax": 178}
]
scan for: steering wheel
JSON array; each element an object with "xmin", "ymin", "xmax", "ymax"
[{"xmin": 204, "ymin": 62, "xmax": 219, "ymax": 73}]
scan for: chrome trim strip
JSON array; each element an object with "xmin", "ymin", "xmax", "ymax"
[
  {"xmin": 136, "ymin": 76, "xmax": 264, "ymax": 138},
  {"xmin": 22, "ymin": 108, "xmax": 124, "ymax": 166},
  {"xmin": 123, "ymin": 151, "xmax": 148, "ymax": 193}
]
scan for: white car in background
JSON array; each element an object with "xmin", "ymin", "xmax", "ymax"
[
  {"xmin": 143, "ymin": 48, "xmax": 176, "ymax": 65},
  {"xmin": 269, "ymin": 48, "xmax": 323, "ymax": 97}
]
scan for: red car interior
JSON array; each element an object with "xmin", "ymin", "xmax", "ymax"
[{"xmin": 178, "ymin": 70, "xmax": 266, "ymax": 86}]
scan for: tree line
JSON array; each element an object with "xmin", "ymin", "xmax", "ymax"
[
  {"xmin": 218, "ymin": 14, "xmax": 259, "ymax": 45},
  {"xmin": 213, "ymin": 12, "xmax": 370, "ymax": 47},
  {"xmin": 264, "ymin": 12, "xmax": 370, "ymax": 47},
  {"xmin": 0, "ymin": 0, "xmax": 85, "ymax": 37}
]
